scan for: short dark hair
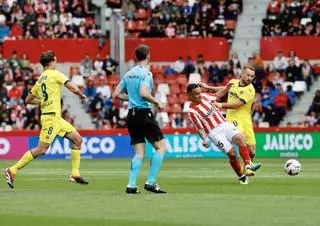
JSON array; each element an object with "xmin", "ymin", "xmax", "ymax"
[
  {"xmin": 135, "ymin": 45, "xmax": 150, "ymax": 61},
  {"xmin": 40, "ymin": 50, "xmax": 56, "ymax": 67},
  {"xmin": 187, "ymin": 83, "xmax": 199, "ymax": 93}
]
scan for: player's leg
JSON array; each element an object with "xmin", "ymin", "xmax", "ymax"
[
  {"xmin": 224, "ymin": 122, "xmax": 254, "ymax": 176},
  {"xmin": 244, "ymin": 124, "xmax": 261, "ymax": 172},
  {"xmin": 144, "ymin": 111, "xmax": 166, "ymax": 193},
  {"xmin": 125, "ymin": 109, "xmax": 146, "ymax": 194},
  {"xmin": 231, "ymin": 133, "xmax": 255, "ymax": 176},
  {"xmin": 5, "ymin": 141, "xmax": 51, "ymax": 188},
  {"xmin": 4, "ymin": 116, "xmax": 57, "ymax": 189},
  {"xmin": 63, "ymin": 129, "xmax": 88, "ymax": 185},
  {"xmin": 207, "ymin": 126, "xmax": 248, "ymax": 184},
  {"xmin": 126, "ymin": 143, "xmax": 145, "ymax": 193}
]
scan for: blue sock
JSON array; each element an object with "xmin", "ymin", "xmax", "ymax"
[
  {"xmin": 147, "ymin": 152, "xmax": 165, "ymax": 185},
  {"xmin": 127, "ymin": 155, "xmax": 143, "ymax": 188}
]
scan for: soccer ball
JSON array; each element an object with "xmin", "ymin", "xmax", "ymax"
[{"xmin": 284, "ymin": 159, "xmax": 301, "ymax": 176}]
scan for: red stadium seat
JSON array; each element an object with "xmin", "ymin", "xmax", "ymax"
[
  {"xmin": 177, "ymin": 74, "xmax": 188, "ymax": 85},
  {"xmin": 169, "ymin": 84, "xmax": 180, "ymax": 94},
  {"xmin": 169, "ymin": 104, "xmax": 182, "ymax": 113},
  {"xmin": 150, "ymin": 65, "xmax": 163, "ymax": 74},
  {"xmin": 137, "ymin": 20, "xmax": 147, "ymax": 31},
  {"xmin": 167, "ymin": 94, "xmax": 177, "ymax": 105},
  {"xmin": 175, "ymin": 0, "xmax": 184, "ymax": 6},
  {"xmin": 154, "ymin": 75, "xmax": 165, "ymax": 84},
  {"xmin": 180, "ymin": 83, "xmax": 188, "ymax": 93},
  {"xmin": 125, "ymin": 20, "xmax": 137, "ymax": 32},
  {"xmin": 165, "ymin": 75, "xmax": 176, "ymax": 85},
  {"xmin": 225, "ymin": 20, "xmax": 236, "ymax": 30},
  {"xmin": 108, "ymin": 75, "xmax": 120, "ymax": 85},
  {"xmin": 178, "ymin": 93, "xmax": 188, "ymax": 104},
  {"xmin": 135, "ymin": 9, "xmax": 148, "ymax": 19}
]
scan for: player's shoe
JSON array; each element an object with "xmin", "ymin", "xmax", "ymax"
[
  {"xmin": 4, "ymin": 168, "xmax": 15, "ymax": 189},
  {"xmin": 244, "ymin": 165, "xmax": 255, "ymax": 177},
  {"xmin": 239, "ymin": 175, "xmax": 249, "ymax": 184},
  {"xmin": 250, "ymin": 162, "xmax": 262, "ymax": 172},
  {"xmin": 69, "ymin": 176, "xmax": 89, "ymax": 185},
  {"xmin": 144, "ymin": 183, "xmax": 167, "ymax": 193},
  {"xmin": 239, "ymin": 175, "xmax": 249, "ymax": 185},
  {"xmin": 126, "ymin": 187, "xmax": 140, "ymax": 194}
]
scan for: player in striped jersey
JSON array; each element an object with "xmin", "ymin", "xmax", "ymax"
[{"xmin": 187, "ymin": 83, "xmax": 255, "ymax": 184}]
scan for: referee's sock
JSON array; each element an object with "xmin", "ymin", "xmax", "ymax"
[
  {"xmin": 146, "ymin": 152, "xmax": 164, "ymax": 185},
  {"xmin": 127, "ymin": 155, "xmax": 143, "ymax": 188}
]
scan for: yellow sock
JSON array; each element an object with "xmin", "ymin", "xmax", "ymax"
[
  {"xmin": 10, "ymin": 151, "xmax": 34, "ymax": 175},
  {"xmin": 71, "ymin": 149, "xmax": 81, "ymax": 177}
]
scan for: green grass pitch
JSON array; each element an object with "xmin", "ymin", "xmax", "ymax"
[{"xmin": 0, "ymin": 158, "xmax": 320, "ymax": 226}]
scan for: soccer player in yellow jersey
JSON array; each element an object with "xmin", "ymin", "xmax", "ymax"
[
  {"xmin": 4, "ymin": 50, "xmax": 88, "ymax": 188},
  {"xmin": 199, "ymin": 64, "xmax": 261, "ymax": 171}
]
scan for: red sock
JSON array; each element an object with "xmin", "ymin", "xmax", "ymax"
[
  {"xmin": 239, "ymin": 145, "xmax": 251, "ymax": 166},
  {"xmin": 229, "ymin": 156, "xmax": 243, "ymax": 177}
]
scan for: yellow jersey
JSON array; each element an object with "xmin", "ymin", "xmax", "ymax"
[
  {"xmin": 226, "ymin": 79, "xmax": 255, "ymax": 123},
  {"xmin": 31, "ymin": 69, "xmax": 69, "ymax": 118}
]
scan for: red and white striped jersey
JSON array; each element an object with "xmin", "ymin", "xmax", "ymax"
[{"xmin": 188, "ymin": 93, "xmax": 226, "ymax": 134}]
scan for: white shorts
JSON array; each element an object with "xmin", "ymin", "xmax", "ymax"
[{"xmin": 207, "ymin": 121, "xmax": 240, "ymax": 153}]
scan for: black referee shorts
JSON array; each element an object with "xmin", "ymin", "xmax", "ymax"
[{"xmin": 126, "ymin": 108, "xmax": 164, "ymax": 145}]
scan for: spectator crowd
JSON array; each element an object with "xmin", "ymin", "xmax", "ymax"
[
  {"xmin": 0, "ymin": 48, "xmax": 319, "ymax": 131},
  {"xmin": 0, "ymin": 0, "xmax": 99, "ymax": 41},
  {"xmin": 124, "ymin": 0, "xmax": 242, "ymax": 42},
  {"xmin": 262, "ymin": 0, "xmax": 320, "ymax": 36}
]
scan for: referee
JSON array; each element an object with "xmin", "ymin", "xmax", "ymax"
[{"xmin": 113, "ymin": 45, "xmax": 167, "ymax": 194}]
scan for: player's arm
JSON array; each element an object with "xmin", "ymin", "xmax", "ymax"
[
  {"xmin": 65, "ymin": 81, "xmax": 86, "ymax": 100},
  {"xmin": 26, "ymin": 81, "xmax": 41, "ymax": 105},
  {"xmin": 215, "ymin": 99, "xmax": 245, "ymax": 109},
  {"xmin": 25, "ymin": 94, "xmax": 41, "ymax": 105},
  {"xmin": 215, "ymin": 88, "xmax": 254, "ymax": 109},
  {"xmin": 214, "ymin": 83, "xmax": 232, "ymax": 100},
  {"xmin": 198, "ymin": 82, "xmax": 224, "ymax": 92},
  {"xmin": 140, "ymin": 84, "xmax": 163, "ymax": 109},
  {"xmin": 113, "ymin": 83, "xmax": 128, "ymax": 101}
]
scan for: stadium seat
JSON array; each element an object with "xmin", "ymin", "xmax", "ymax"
[
  {"xmin": 182, "ymin": 101, "xmax": 191, "ymax": 112},
  {"xmin": 225, "ymin": 20, "xmax": 236, "ymax": 30},
  {"xmin": 125, "ymin": 20, "xmax": 137, "ymax": 32},
  {"xmin": 71, "ymin": 75, "xmax": 85, "ymax": 87},
  {"xmin": 157, "ymin": 83, "xmax": 170, "ymax": 95},
  {"xmin": 282, "ymin": 82, "xmax": 294, "ymax": 92},
  {"xmin": 154, "ymin": 75, "xmax": 165, "ymax": 84},
  {"xmin": 188, "ymin": 73, "xmax": 201, "ymax": 84},
  {"xmin": 165, "ymin": 75, "xmax": 176, "ymax": 85},
  {"xmin": 169, "ymin": 104, "xmax": 182, "ymax": 113},
  {"xmin": 167, "ymin": 94, "xmax": 177, "ymax": 105},
  {"xmin": 135, "ymin": 9, "xmax": 148, "ymax": 19},
  {"xmin": 169, "ymin": 84, "xmax": 180, "ymax": 94},
  {"xmin": 300, "ymin": 17, "xmax": 312, "ymax": 26},
  {"xmin": 150, "ymin": 65, "xmax": 163, "ymax": 74},
  {"xmin": 178, "ymin": 93, "xmax": 188, "ymax": 104},
  {"xmin": 293, "ymin": 81, "xmax": 306, "ymax": 93},
  {"xmin": 137, "ymin": 20, "xmax": 147, "ymax": 31},
  {"xmin": 155, "ymin": 91, "xmax": 168, "ymax": 104},
  {"xmin": 108, "ymin": 75, "xmax": 120, "ymax": 85},
  {"xmin": 177, "ymin": 74, "xmax": 188, "ymax": 85}
]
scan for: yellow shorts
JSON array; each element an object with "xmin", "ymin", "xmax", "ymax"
[
  {"xmin": 40, "ymin": 115, "xmax": 76, "ymax": 144},
  {"xmin": 228, "ymin": 118, "xmax": 256, "ymax": 145}
]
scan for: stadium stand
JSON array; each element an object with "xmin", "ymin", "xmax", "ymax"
[
  {"xmin": 305, "ymin": 89, "xmax": 320, "ymax": 126},
  {"xmin": 0, "ymin": 0, "xmax": 97, "ymax": 41},
  {"xmin": 124, "ymin": 0, "xmax": 242, "ymax": 42},
  {"xmin": 262, "ymin": 0, "xmax": 320, "ymax": 36},
  {"xmin": 75, "ymin": 49, "xmax": 319, "ymax": 129}
]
